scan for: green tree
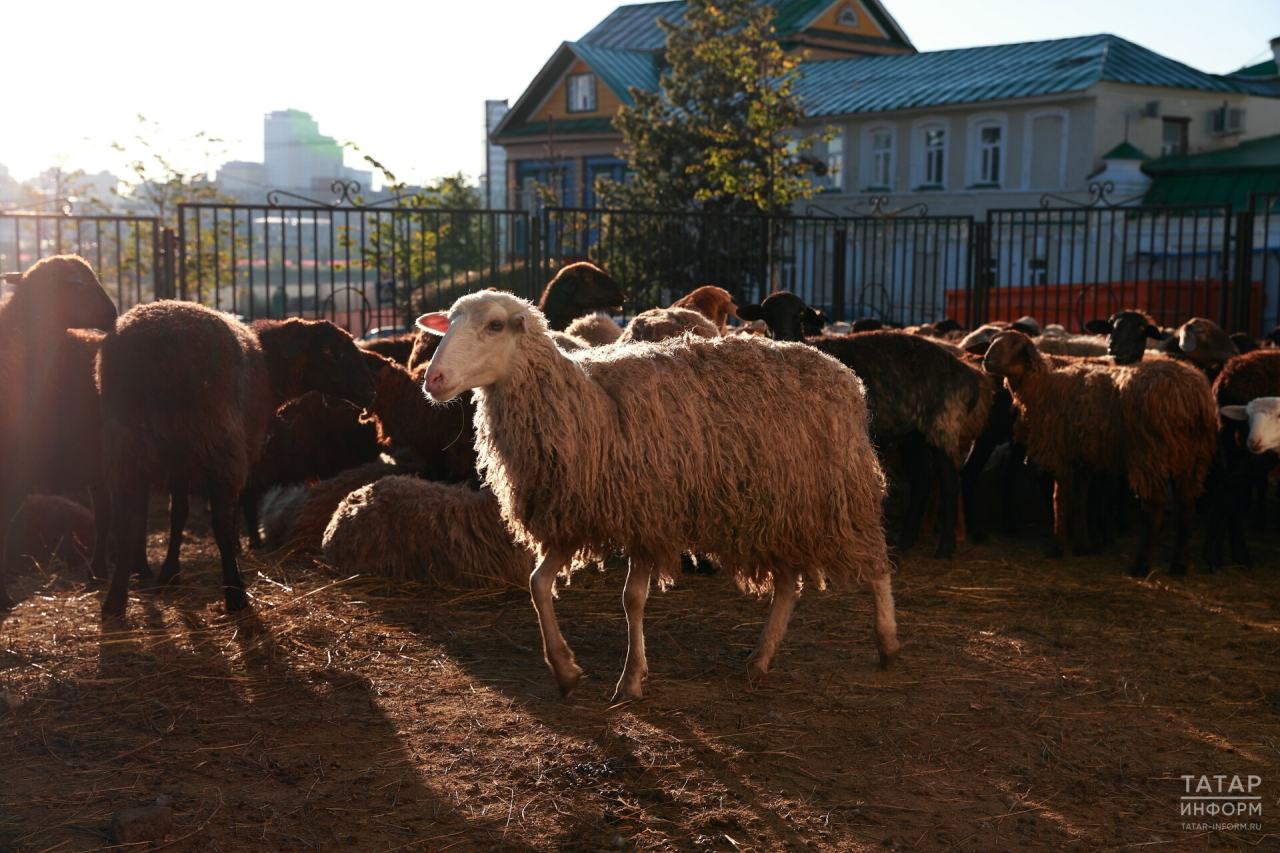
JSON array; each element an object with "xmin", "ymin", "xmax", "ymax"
[{"xmin": 601, "ymin": 0, "xmax": 828, "ymax": 215}]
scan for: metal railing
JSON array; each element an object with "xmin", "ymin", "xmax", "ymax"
[
  {"xmin": 1244, "ymin": 192, "xmax": 1280, "ymax": 336},
  {"xmin": 176, "ymin": 189, "xmax": 534, "ymax": 336},
  {"xmin": 538, "ymin": 204, "xmax": 972, "ymax": 325},
  {"xmin": 0, "ymin": 213, "xmax": 168, "ymax": 312}
]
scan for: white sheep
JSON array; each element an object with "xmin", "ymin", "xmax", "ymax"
[{"xmin": 417, "ymin": 291, "xmax": 897, "ymax": 702}]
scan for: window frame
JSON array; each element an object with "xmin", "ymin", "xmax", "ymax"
[
  {"xmin": 565, "ymin": 73, "xmax": 597, "ymax": 114},
  {"xmin": 965, "ymin": 113, "xmax": 1007, "ymax": 189},
  {"xmin": 1161, "ymin": 117, "xmax": 1189, "ymax": 157},
  {"xmin": 860, "ymin": 123, "xmax": 896, "ymax": 191},
  {"xmin": 1020, "ymin": 107, "xmax": 1070, "ymax": 190},
  {"xmin": 911, "ymin": 117, "xmax": 950, "ymax": 191}
]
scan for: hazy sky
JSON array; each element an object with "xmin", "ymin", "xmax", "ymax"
[{"xmin": 4, "ymin": 0, "xmax": 1277, "ymax": 189}]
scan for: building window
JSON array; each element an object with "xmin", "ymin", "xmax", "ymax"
[
  {"xmin": 923, "ymin": 128, "xmax": 946, "ymax": 186},
  {"xmin": 837, "ymin": 5, "xmax": 859, "ymax": 26},
  {"xmin": 1161, "ymin": 118, "xmax": 1188, "ymax": 157},
  {"xmin": 566, "ymin": 73, "xmax": 597, "ymax": 113},
  {"xmin": 870, "ymin": 130, "xmax": 893, "ymax": 188},
  {"xmin": 810, "ymin": 128, "xmax": 844, "ymax": 191},
  {"xmin": 978, "ymin": 126, "xmax": 1002, "ymax": 184},
  {"xmin": 1023, "ymin": 109, "xmax": 1068, "ymax": 189}
]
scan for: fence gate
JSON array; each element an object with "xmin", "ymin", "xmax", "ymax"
[
  {"xmin": 0, "ymin": 212, "xmax": 169, "ymax": 312},
  {"xmin": 981, "ymin": 187, "xmax": 1240, "ymax": 333},
  {"xmin": 176, "ymin": 189, "xmax": 533, "ymax": 337},
  {"xmin": 1244, "ymin": 192, "xmax": 1280, "ymax": 337}
]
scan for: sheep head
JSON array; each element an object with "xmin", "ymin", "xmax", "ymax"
[
  {"xmin": 1084, "ymin": 310, "xmax": 1162, "ymax": 365},
  {"xmin": 4, "ymin": 254, "xmax": 117, "ymax": 332},
  {"xmin": 418, "ymin": 291, "xmax": 546, "ymax": 402},
  {"xmin": 255, "ymin": 318, "xmax": 377, "ymax": 408},
  {"xmin": 1176, "ymin": 317, "xmax": 1238, "ymax": 372},
  {"xmin": 1220, "ymin": 398, "xmax": 1280, "ymax": 455},
  {"xmin": 737, "ymin": 291, "xmax": 823, "ymax": 342},
  {"xmin": 982, "ymin": 330, "xmax": 1042, "ymax": 389},
  {"xmin": 536, "ymin": 262, "xmax": 624, "ymax": 330}
]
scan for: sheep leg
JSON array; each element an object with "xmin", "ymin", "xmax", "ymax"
[
  {"xmin": 1070, "ymin": 468, "xmax": 1094, "ymax": 556},
  {"xmin": 87, "ymin": 484, "xmax": 112, "ymax": 582},
  {"xmin": 103, "ymin": 477, "xmax": 150, "ymax": 616},
  {"xmin": 870, "ymin": 573, "xmax": 900, "ymax": 669},
  {"xmin": 897, "ymin": 434, "xmax": 929, "ymax": 551},
  {"xmin": 1048, "ymin": 470, "xmax": 1073, "ymax": 559},
  {"xmin": 1128, "ymin": 497, "xmax": 1163, "ymax": 578},
  {"xmin": 960, "ymin": 433, "xmax": 998, "ymax": 544},
  {"xmin": 929, "ymin": 444, "xmax": 960, "ymax": 560},
  {"xmin": 0, "ymin": 499, "xmax": 18, "ymax": 610},
  {"xmin": 1169, "ymin": 479, "xmax": 1195, "ymax": 576},
  {"xmin": 155, "ymin": 475, "xmax": 189, "ymax": 588},
  {"xmin": 529, "ymin": 547, "xmax": 581, "ymax": 697},
  {"xmin": 241, "ymin": 487, "xmax": 264, "ymax": 550},
  {"xmin": 746, "ymin": 575, "xmax": 801, "ymax": 680},
  {"xmin": 999, "ymin": 443, "xmax": 1027, "ymax": 536},
  {"xmin": 207, "ymin": 478, "xmax": 249, "ymax": 612},
  {"xmin": 612, "ymin": 560, "xmax": 652, "ymax": 702}
]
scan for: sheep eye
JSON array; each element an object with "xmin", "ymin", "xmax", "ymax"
[
  {"xmin": 322, "ymin": 347, "xmax": 332, "ymax": 354},
  {"xmin": 488, "ymin": 320, "xmax": 504, "ymax": 333}
]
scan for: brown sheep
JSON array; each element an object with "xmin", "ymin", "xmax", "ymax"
[
  {"xmin": 322, "ymin": 477, "xmax": 532, "ymax": 588},
  {"xmin": 670, "ymin": 286, "xmax": 738, "ymax": 335},
  {"xmin": 564, "ymin": 313, "xmax": 624, "ymax": 346},
  {"xmin": 0, "ymin": 255, "xmax": 117, "ymax": 610},
  {"xmin": 407, "ymin": 331, "xmax": 441, "ymax": 371},
  {"xmin": 363, "ymin": 352, "xmax": 478, "ymax": 484},
  {"xmin": 358, "ymin": 332, "xmax": 417, "ymax": 365},
  {"xmin": 983, "ymin": 330, "xmax": 1216, "ymax": 576},
  {"xmin": 99, "ymin": 304, "xmax": 377, "ymax": 614},
  {"xmin": 536, "ymin": 262, "xmax": 626, "ymax": 331},
  {"xmin": 3, "ymin": 495, "xmax": 95, "ymax": 575},
  {"xmin": 418, "ymin": 291, "xmax": 897, "ymax": 702},
  {"xmin": 260, "ymin": 462, "xmax": 399, "ymax": 552},
  {"xmin": 618, "ymin": 306, "xmax": 718, "ymax": 343},
  {"xmin": 241, "ymin": 391, "xmax": 382, "ymax": 548}
]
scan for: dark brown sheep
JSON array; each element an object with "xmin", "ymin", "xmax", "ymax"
[
  {"xmin": 99, "ymin": 304, "xmax": 376, "ymax": 614},
  {"xmin": 0, "ymin": 255, "xmax": 117, "ymax": 610},
  {"xmin": 260, "ymin": 462, "xmax": 399, "ymax": 552},
  {"xmin": 407, "ymin": 331, "xmax": 441, "ymax": 370},
  {"xmin": 983, "ymin": 331, "xmax": 1216, "ymax": 575},
  {"xmin": 736, "ymin": 291, "xmax": 986, "ymax": 560},
  {"xmin": 3, "ymin": 495, "xmax": 95, "ymax": 575},
  {"xmin": 358, "ymin": 332, "xmax": 417, "ymax": 365},
  {"xmin": 536, "ymin": 262, "xmax": 626, "ymax": 331},
  {"xmin": 241, "ymin": 391, "xmax": 382, "ymax": 548},
  {"xmin": 1204, "ymin": 349, "xmax": 1280, "ymax": 568},
  {"xmin": 363, "ymin": 351, "xmax": 478, "ymax": 484}
]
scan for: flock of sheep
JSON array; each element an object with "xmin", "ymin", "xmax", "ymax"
[{"xmin": 2, "ymin": 254, "xmax": 1279, "ymax": 701}]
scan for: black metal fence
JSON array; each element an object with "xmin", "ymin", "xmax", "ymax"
[
  {"xmin": 0, "ymin": 213, "xmax": 168, "ymax": 312},
  {"xmin": 176, "ymin": 195, "xmax": 533, "ymax": 336},
  {"xmin": 8, "ymin": 188, "xmax": 1280, "ymax": 338},
  {"xmin": 537, "ymin": 206, "xmax": 973, "ymax": 325}
]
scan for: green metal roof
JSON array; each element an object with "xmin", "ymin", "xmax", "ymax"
[
  {"xmin": 1143, "ymin": 134, "xmax": 1280, "ymax": 210},
  {"xmin": 1102, "ymin": 141, "xmax": 1150, "ymax": 161},
  {"xmin": 795, "ymin": 34, "xmax": 1245, "ymax": 116},
  {"xmin": 580, "ymin": 0, "xmax": 912, "ymax": 51},
  {"xmin": 570, "ymin": 41, "xmax": 664, "ymax": 106},
  {"xmin": 1233, "ymin": 58, "xmax": 1278, "ymax": 77}
]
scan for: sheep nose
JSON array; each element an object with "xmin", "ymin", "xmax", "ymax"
[
  {"xmin": 425, "ymin": 367, "xmax": 447, "ymax": 395},
  {"xmin": 1248, "ymin": 439, "xmax": 1264, "ymax": 454}
]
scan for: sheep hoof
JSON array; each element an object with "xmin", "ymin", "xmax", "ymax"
[
  {"xmin": 101, "ymin": 598, "xmax": 127, "ymax": 618},
  {"xmin": 745, "ymin": 658, "xmax": 770, "ymax": 681},
  {"xmin": 554, "ymin": 663, "xmax": 584, "ymax": 698},
  {"xmin": 932, "ymin": 544, "xmax": 955, "ymax": 561},
  {"xmin": 1126, "ymin": 563, "xmax": 1151, "ymax": 579},
  {"xmin": 878, "ymin": 648, "xmax": 900, "ymax": 670},
  {"xmin": 610, "ymin": 684, "xmax": 644, "ymax": 703},
  {"xmin": 224, "ymin": 589, "xmax": 250, "ymax": 612},
  {"xmin": 0, "ymin": 591, "xmax": 14, "ymax": 611},
  {"xmin": 1167, "ymin": 562, "xmax": 1188, "ymax": 577},
  {"xmin": 1044, "ymin": 543, "xmax": 1065, "ymax": 559}
]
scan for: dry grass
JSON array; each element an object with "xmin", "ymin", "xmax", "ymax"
[{"xmin": 1, "ymin": 498, "xmax": 1277, "ymax": 852}]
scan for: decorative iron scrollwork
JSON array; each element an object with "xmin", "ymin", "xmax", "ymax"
[
  {"xmin": 804, "ymin": 195, "xmax": 929, "ymax": 218},
  {"xmin": 1038, "ymin": 180, "xmax": 1146, "ymax": 209},
  {"xmin": 267, "ymin": 178, "xmax": 408, "ymax": 209}
]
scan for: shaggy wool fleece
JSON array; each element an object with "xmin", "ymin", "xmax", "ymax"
[
  {"xmin": 618, "ymin": 307, "xmax": 717, "ymax": 344},
  {"xmin": 464, "ymin": 294, "xmax": 892, "ymax": 592},
  {"xmin": 322, "ymin": 476, "xmax": 532, "ymax": 588},
  {"xmin": 260, "ymin": 462, "xmax": 399, "ymax": 552},
  {"xmin": 564, "ymin": 314, "xmax": 623, "ymax": 347}
]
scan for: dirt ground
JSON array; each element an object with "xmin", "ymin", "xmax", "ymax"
[{"xmin": 1, "ymin": 497, "xmax": 1277, "ymax": 853}]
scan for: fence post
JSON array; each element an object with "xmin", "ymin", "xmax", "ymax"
[
  {"xmin": 156, "ymin": 226, "xmax": 177, "ymax": 300},
  {"xmin": 176, "ymin": 206, "xmax": 187, "ymax": 302},
  {"xmin": 1231, "ymin": 210, "xmax": 1255, "ymax": 335},
  {"xmin": 968, "ymin": 221, "xmax": 990, "ymax": 328},
  {"xmin": 831, "ymin": 225, "xmax": 847, "ymax": 323}
]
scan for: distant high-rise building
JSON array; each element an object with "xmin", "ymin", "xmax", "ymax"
[
  {"xmin": 217, "ymin": 160, "xmax": 268, "ymax": 193},
  {"xmin": 263, "ymin": 109, "xmax": 370, "ymax": 191}
]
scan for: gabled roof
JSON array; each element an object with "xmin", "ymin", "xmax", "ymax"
[
  {"xmin": 492, "ymin": 41, "xmax": 663, "ymax": 141},
  {"xmin": 794, "ymin": 34, "xmax": 1246, "ymax": 116},
  {"xmin": 580, "ymin": 0, "xmax": 913, "ymax": 51}
]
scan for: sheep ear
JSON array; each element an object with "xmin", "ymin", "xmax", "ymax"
[
  {"xmin": 1145, "ymin": 325, "xmax": 1163, "ymax": 340},
  {"xmin": 964, "ymin": 341, "xmax": 991, "ymax": 356},
  {"xmin": 416, "ymin": 312, "xmax": 451, "ymax": 336},
  {"xmin": 509, "ymin": 311, "xmax": 529, "ymax": 333},
  {"xmin": 1, "ymin": 272, "xmax": 23, "ymax": 284},
  {"xmin": 1178, "ymin": 326, "xmax": 1198, "ymax": 352},
  {"xmin": 1084, "ymin": 319, "xmax": 1111, "ymax": 335},
  {"xmin": 1220, "ymin": 405, "xmax": 1249, "ymax": 421},
  {"xmin": 737, "ymin": 304, "xmax": 763, "ymax": 322}
]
